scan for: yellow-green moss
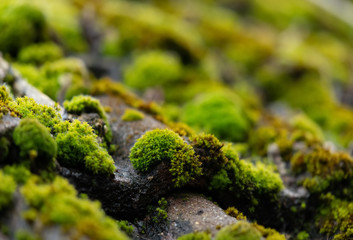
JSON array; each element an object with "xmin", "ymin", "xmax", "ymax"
[
  {"xmin": 0, "ymin": 85, "xmax": 19, "ymax": 119},
  {"xmin": 121, "ymin": 108, "xmax": 144, "ymax": 121},
  {"xmin": 20, "ymin": 176, "xmax": 128, "ymax": 240},
  {"xmin": 63, "ymin": 95, "xmax": 112, "ymax": 142},
  {"xmin": 116, "ymin": 220, "xmax": 134, "ymax": 236},
  {"xmin": 215, "ymin": 221, "xmax": 262, "ymax": 240},
  {"xmin": 9, "ymin": 96, "xmax": 61, "ymax": 131},
  {"xmin": 225, "ymin": 207, "xmax": 247, "ymax": 220},
  {"xmin": 124, "ymin": 50, "xmax": 182, "ymax": 90},
  {"xmin": 18, "ymin": 42, "xmax": 63, "ymax": 65},
  {"xmin": 13, "ymin": 118, "xmax": 57, "ymax": 170},
  {"xmin": 129, "ymin": 128, "xmax": 202, "ymax": 187},
  {"xmin": 177, "ymin": 232, "xmax": 211, "ymax": 240},
  {"xmin": 0, "ymin": 171, "xmax": 16, "ymax": 211},
  {"xmin": 3, "ymin": 165, "xmax": 31, "ymax": 184},
  {"xmin": 54, "ymin": 120, "xmax": 115, "ymax": 176}
]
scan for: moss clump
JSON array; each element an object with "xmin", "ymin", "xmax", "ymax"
[
  {"xmin": 0, "ymin": 4, "xmax": 48, "ymax": 56},
  {"xmin": 317, "ymin": 193, "xmax": 353, "ymax": 240},
  {"xmin": 182, "ymin": 92, "xmax": 250, "ymax": 142},
  {"xmin": 215, "ymin": 221, "xmax": 262, "ymax": 240},
  {"xmin": 117, "ymin": 220, "xmax": 134, "ymax": 236},
  {"xmin": 225, "ymin": 207, "xmax": 247, "ymax": 220},
  {"xmin": 191, "ymin": 133, "xmax": 228, "ymax": 177},
  {"xmin": 63, "ymin": 95, "xmax": 112, "ymax": 142},
  {"xmin": 130, "ymin": 129, "xmax": 201, "ymax": 187},
  {"xmin": 54, "ymin": 120, "xmax": 115, "ymax": 176},
  {"xmin": 252, "ymin": 223, "xmax": 286, "ymax": 240},
  {"xmin": 0, "ymin": 85, "xmax": 19, "ymax": 119},
  {"xmin": 0, "ymin": 171, "xmax": 16, "ymax": 211},
  {"xmin": 291, "ymin": 148, "xmax": 353, "ymax": 194},
  {"xmin": 13, "ymin": 118, "xmax": 57, "ymax": 170},
  {"xmin": 296, "ymin": 231, "xmax": 309, "ymax": 240},
  {"xmin": 3, "ymin": 165, "xmax": 31, "ymax": 184},
  {"xmin": 121, "ymin": 108, "xmax": 145, "ymax": 121},
  {"xmin": 124, "ymin": 50, "xmax": 182, "ymax": 90},
  {"xmin": 177, "ymin": 232, "xmax": 211, "ymax": 240},
  {"xmin": 18, "ymin": 42, "xmax": 63, "ymax": 65},
  {"xmin": 9, "ymin": 96, "xmax": 61, "ymax": 131},
  {"xmin": 20, "ymin": 176, "xmax": 128, "ymax": 240}
]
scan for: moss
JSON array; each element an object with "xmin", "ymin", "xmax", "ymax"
[
  {"xmin": 121, "ymin": 108, "xmax": 145, "ymax": 121},
  {"xmin": 0, "ymin": 85, "xmax": 19, "ymax": 119},
  {"xmin": 252, "ymin": 223, "xmax": 286, "ymax": 240},
  {"xmin": 296, "ymin": 231, "xmax": 309, "ymax": 240},
  {"xmin": 13, "ymin": 118, "xmax": 57, "ymax": 170},
  {"xmin": 191, "ymin": 133, "xmax": 228, "ymax": 178},
  {"xmin": 9, "ymin": 96, "xmax": 61, "ymax": 131},
  {"xmin": 18, "ymin": 42, "xmax": 63, "ymax": 65},
  {"xmin": 290, "ymin": 113, "xmax": 324, "ymax": 142},
  {"xmin": 0, "ymin": 4, "xmax": 48, "ymax": 56},
  {"xmin": 15, "ymin": 230, "xmax": 40, "ymax": 240},
  {"xmin": 225, "ymin": 207, "xmax": 247, "ymax": 220},
  {"xmin": 3, "ymin": 165, "xmax": 31, "ymax": 184},
  {"xmin": 20, "ymin": 176, "xmax": 128, "ymax": 240},
  {"xmin": 215, "ymin": 221, "xmax": 262, "ymax": 240},
  {"xmin": 124, "ymin": 50, "xmax": 182, "ymax": 90},
  {"xmin": 0, "ymin": 171, "xmax": 16, "ymax": 211},
  {"xmin": 153, "ymin": 197, "xmax": 168, "ymax": 223},
  {"xmin": 177, "ymin": 232, "xmax": 211, "ymax": 240},
  {"xmin": 291, "ymin": 148, "xmax": 353, "ymax": 194},
  {"xmin": 130, "ymin": 129, "xmax": 201, "ymax": 187},
  {"xmin": 64, "ymin": 95, "xmax": 112, "ymax": 142},
  {"xmin": 168, "ymin": 122, "xmax": 195, "ymax": 137},
  {"xmin": 317, "ymin": 193, "xmax": 353, "ymax": 240},
  {"xmin": 117, "ymin": 220, "xmax": 134, "ymax": 236},
  {"xmin": 181, "ymin": 92, "xmax": 250, "ymax": 142},
  {"xmin": 54, "ymin": 120, "xmax": 115, "ymax": 176}
]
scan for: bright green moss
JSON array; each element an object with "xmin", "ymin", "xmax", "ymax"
[
  {"xmin": 18, "ymin": 42, "xmax": 63, "ymax": 65},
  {"xmin": 296, "ymin": 231, "xmax": 309, "ymax": 240},
  {"xmin": 181, "ymin": 92, "xmax": 250, "ymax": 142},
  {"xmin": 130, "ymin": 129, "xmax": 201, "ymax": 187},
  {"xmin": 117, "ymin": 220, "xmax": 134, "ymax": 236},
  {"xmin": 15, "ymin": 230, "xmax": 39, "ymax": 240},
  {"xmin": 3, "ymin": 165, "xmax": 31, "ymax": 184},
  {"xmin": 210, "ymin": 169, "xmax": 232, "ymax": 190},
  {"xmin": 124, "ymin": 51, "xmax": 182, "ymax": 90},
  {"xmin": 9, "ymin": 96, "xmax": 61, "ymax": 131},
  {"xmin": 13, "ymin": 118, "xmax": 57, "ymax": 170},
  {"xmin": 0, "ymin": 4, "xmax": 48, "ymax": 56},
  {"xmin": 64, "ymin": 95, "xmax": 112, "ymax": 142},
  {"xmin": 215, "ymin": 221, "xmax": 262, "ymax": 240},
  {"xmin": 20, "ymin": 176, "xmax": 128, "ymax": 240},
  {"xmin": 290, "ymin": 113, "xmax": 324, "ymax": 142},
  {"xmin": 0, "ymin": 171, "xmax": 16, "ymax": 211},
  {"xmin": 177, "ymin": 232, "xmax": 211, "ymax": 240},
  {"xmin": 121, "ymin": 108, "xmax": 145, "ymax": 121},
  {"xmin": 152, "ymin": 197, "xmax": 168, "ymax": 223},
  {"xmin": 54, "ymin": 120, "xmax": 115, "ymax": 175}
]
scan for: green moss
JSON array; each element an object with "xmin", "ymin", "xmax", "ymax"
[
  {"xmin": 181, "ymin": 92, "xmax": 250, "ymax": 142},
  {"xmin": 0, "ymin": 85, "xmax": 19, "ymax": 119},
  {"xmin": 20, "ymin": 176, "xmax": 128, "ymax": 240},
  {"xmin": 18, "ymin": 42, "xmax": 63, "ymax": 65},
  {"xmin": 290, "ymin": 113, "xmax": 324, "ymax": 142},
  {"xmin": 54, "ymin": 120, "xmax": 115, "ymax": 176},
  {"xmin": 153, "ymin": 197, "xmax": 168, "ymax": 223},
  {"xmin": 191, "ymin": 133, "xmax": 228, "ymax": 177},
  {"xmin": 15, "ymin": 230, "xmax": 39, "ymax": 240},
  {"xmin": 117, "ymin": 220, "xmax": 134, "ymax": 236},
  {"xmin": 317, "ymin": 193, "xmax": 353, "ymax": 240},
  {"xmin": 121, "ymin": 108, "xmax": 145, "ymax": 121},
  {"xmin": 3, "ymin": 165, "xmax": 31, "ymax": 184},
  {"xmin": 252, "ymin": 223, "xmax": 286, "ymax": 240},
  {"xmin": 9, "ymin": 96, "xmax": 61, "ymax": 131},
  {"xmin": 177, "ymin": 232, "xmax": 211, "ymax": 240},
  {"xmin": 225, "ymin": 207, "xmax": 247, "ymax": 220},
  {"xmin": 124, "ymin": 51, "xmax": 182, "ymax": 90},
  {"xmin": 296, "ymin": 231, "xmax": 309, "ymax": 240},
  {"xmin": 13, "ymin": 118, "xmax": 57, "ymax": 170},
  {"xmin": 130, "ymin": 129, "xmax": 201, "ymax": 187},
  {"xmin": 291, "ymin": 148, "xmax": 353, "ymax": 194},
  {"xmin": 0, "ymin": 4, "xmax": 48, "ymax": 56},
  {"xmin": 215, "ymin": 221, "xmax": 262, "ymax": 240},
  {"xmin": 63, "ymin": 95, "xmax": 112, "ymax": 142},
  {"xmin": 0, "ymin": 171, "xmax": 16, "ymax": 211}
]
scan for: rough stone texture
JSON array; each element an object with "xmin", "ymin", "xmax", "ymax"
[
  {"xmin": 60, "ymin": 95, "xmax": 174, "ymax": 220},
  {"xmin": 0, "ymin": 115, "xmax": 20, "ymax": 137},
  {"xmin": 162, "ymin": 193, "xmax": 237, "ymax": 239}
]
